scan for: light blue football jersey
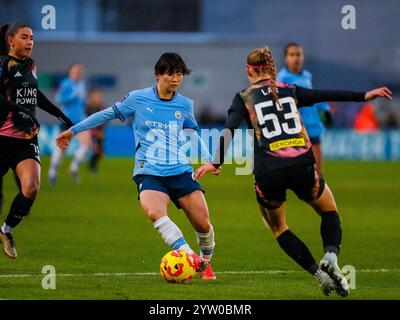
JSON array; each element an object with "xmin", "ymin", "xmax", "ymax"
[
  {"xmin": 112, "ymin": 87, "xmax": 200, "ymax": 177},
  {"xmin": 55, "ymin": 77, "xmax": 86, "ymax": 124}
]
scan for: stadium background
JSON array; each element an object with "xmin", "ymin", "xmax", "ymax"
[
  {"xmin": 1, "ymin": 0, "xmax": 400, "ymax": 300},
  {"xmin": 2, "ymin": 0, "xmax": 400, "ymax": 160}
]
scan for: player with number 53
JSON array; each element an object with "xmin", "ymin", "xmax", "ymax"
[{"xmin": 195, "ymin": 47, "xmax": 391, "ymax": 297}]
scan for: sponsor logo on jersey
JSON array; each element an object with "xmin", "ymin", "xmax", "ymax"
[
  {"xmin": 146, "ymin": 107, "xmax": 154, "ymax": 113},
  {"xmin": 175, "ymin": 111, "xmax": 182, "ymax": 119},
  {"xmin": 269, "ymin": 138, "xmax": 306, "ymax": 151},
  {"xmin": 145, "ymin": 121, "xmax": 179, "ymax": 130}
]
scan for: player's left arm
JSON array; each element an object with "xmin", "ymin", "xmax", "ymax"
[
  {"xmin": 37, "ymin": 90, "xmax": 74, "ymax": 128},
  {"xmin": 295, "ymin": 86, "xmax": 392, "ymax": 107}
]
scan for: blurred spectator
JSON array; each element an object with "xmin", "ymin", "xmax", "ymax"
[
  {"xmin": 197, "ymin": 103, "xmax": 225, "ymax": 125},
  {"xmin": 354, "ymin": 104, "xmax": 380, "ymax": 133},
  {"xmin": 48, "ymin": 63, "xmax": 89, "ymax": 185},
  {"xmin": 86, "ymin": 87, "xmax": 106, "ymax": 174}
]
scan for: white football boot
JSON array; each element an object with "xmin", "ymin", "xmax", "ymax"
[
  {"xmin": 314, "ymin": 268, "xmax": 336, "ymax": 296},
  {"xmin": 320, "ymin": 252, "xmax": 349, "ymax": 297}
]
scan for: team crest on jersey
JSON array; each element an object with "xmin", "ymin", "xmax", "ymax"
[{"xmin": 175, "ymin": 111, "xmax": 182, "ymax": 119}]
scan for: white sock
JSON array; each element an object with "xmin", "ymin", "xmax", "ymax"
[
  {"xmin": 70, "ymin": 145, "xmax": 89, "ymax": 173},
  {"xmin": 196, "ymin": 224, "xmax": 215, "ymax": 261},
  {"xmin": 153, "ymin": 216, "xmax": 194, "ymax": 254},
  {"xmin": 1, "ymin": 223, "xmax": 13, "ymax": 234},
  {"xmin": 49, "ymin": 147, "xmax": 63, "ymax": 177}
]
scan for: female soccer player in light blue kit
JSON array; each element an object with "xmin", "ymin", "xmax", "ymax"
[
  {"xmin": 49, "ymin": 63, "xmax": 90, "ymax": 184},
  {"xmin": 278, "ymin": 43, "xmax": 331, "ymax": 175},
  {"xmin": 56, "ymin": 53, "xmax": 216, "ymax": 280}
]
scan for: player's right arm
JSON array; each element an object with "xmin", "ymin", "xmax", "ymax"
[{"xmin": 56, "ymin": 92, "xmax": 137, "ymax": 150}]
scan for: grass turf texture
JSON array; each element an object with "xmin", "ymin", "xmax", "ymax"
[{"xmin": 0, "ymin": 158, "xmax": 399, "ymax": 299}]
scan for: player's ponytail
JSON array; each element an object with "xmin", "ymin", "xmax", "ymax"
[
  {"xmin": 0, "ymin": 24, "xmax": 10, "ymax": 56},
  {"xmin": 247, "ymin": 47, "xmax": 281, "ymax": 109}
]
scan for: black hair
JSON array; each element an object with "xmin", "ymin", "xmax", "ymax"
[
  {"xmin": 154, "ymin": 52, "xmax": 191, "ymax": 76},
  {"xmin": 0, "ymin": 22, "xmax": 31, "ymax": 56},
  {"xmin": 284, "ymin": 42, "xmax": 302, "ymax": 56}
]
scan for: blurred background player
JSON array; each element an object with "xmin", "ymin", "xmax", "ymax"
[
  {"xmin": 0, "ymin": 23, "xmax": 73, "ymax": 259},
  {"xmin": 48, "ymin": 62, "xmax": 89, "ymax": 184},
  {"xmin": 56, "ymin": 53, "xmax": 217, "ymax": 280},
  {"xmin": 196, "ymin": 47, "xmax": 392, "ymax": 296},
  {"xmin": 86, "ymin": 87, "xmax": 106, "ymax": 174},
  {"xmin": 278, "ymin": 43, "xmax": 332, "ymax": 175}
]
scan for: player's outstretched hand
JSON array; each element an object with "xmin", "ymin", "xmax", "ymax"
[
  {"xmin": 195, "ymin": 162, "xmax": 221, "ymax": 180},
  {"xmin": 365, "ymin": 87, "xmax": 392, "ymax": 101},
  {"xmin": 56, "ymin": 129, "xmax": 74, "ymax": 150}
]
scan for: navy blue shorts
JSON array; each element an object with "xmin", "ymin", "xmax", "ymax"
[
  {"xmin": 309, "ymin": 136, "xmax": 321, "ymax": 145},
  {"xmin": 133, "ymin": 171, "xmax": 204, "ymax": 209}
]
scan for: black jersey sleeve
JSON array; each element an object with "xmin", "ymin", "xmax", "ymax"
[
  {"xmin": 212, "ymin": 93, "xmax": 246, "ymax": 168},
  {"xmin": 224, "ymin": 93, "xmax": 247, "ymax": 130},
  {"xmin": 37, "ymin": 90, "xmax": 74, "ymax": 128},
  {"xmin": 295, "ymin": 86, "xmax": 366, "ymax": 107}
]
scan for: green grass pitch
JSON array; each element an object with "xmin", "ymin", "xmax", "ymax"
[{"xmin": 0, "ymin": 157, "xmax": 399, "ymax": 299}]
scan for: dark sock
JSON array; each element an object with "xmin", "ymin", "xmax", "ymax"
[
  {"xmin": 14, "ymin": 173, "xmax": 21, "ymax": 191},
  {"xmin": 89, "ymin": 154, "xmax": 100, "ymax": 170},
  {"xmin": 320, "ymin": 211, "xmax": 342, "ymax": 254},
  {"xmin": 277, "ymin": 229, "xmax": 318, "ymax": 275},
  {"xmin": 0, "ymin": 176, "xmax": 3, "ymax": 201},
  {"xmin": 4, "ymin": 192, "xmax": 35, "ymax": 228}
]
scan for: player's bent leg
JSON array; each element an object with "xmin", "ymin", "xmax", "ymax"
[
  {"xmin": 70, "ymin": 131, "xmax": 91, "ymax": 184},
  {"xmin": 260, "ymin": 203, "xmax": 335, "ymax": 296},
  {"xmin": 311, "ymin": 143, "xmax": 323, "ymax": 176},
  {"xmin": 306, "ymin": 182, "xmax": 338, "ymax": 215},
  {"xmin": 48, "ymin": 147, "xmax": 64, "ymax": 186},
  {"xmin": 139, "ymin": 190, "xmax": 196, "ymax": 257},
  {"xmin": 306, "ymin": 183, "xmax": 349, "ymax": 297},
  {"xmin": 178, "ymin": 190, "xmax": 216, "ymax": 280},
  {"xmin": 0, "ymin": 159, "xmax": 40, "ymax": 259}
]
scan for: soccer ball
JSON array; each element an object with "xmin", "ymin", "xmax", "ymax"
[{"xmin": 160, "ymin": 250, "xmax": 196, "ymax": 283}]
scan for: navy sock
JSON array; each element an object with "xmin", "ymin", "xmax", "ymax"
[
  {"xmin": 277, "ymin": 229, "xmax": 318, "ymax": 275},
  {"xmin": 320, "ymin": 211, "xmax": 342, "ymax": 254}
]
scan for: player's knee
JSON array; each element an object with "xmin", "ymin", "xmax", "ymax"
[
  {"xmin": 196, "ymin": 221, "xmax": 211, "ymax": 234},
  {"xmin": 270, "ymin": 224, "xmax": 289, "ymax": 238},
  {"xmin": 21, "ymin": 181, "xmax": 40, "ymax": 199},
  {"xmin": 147, "ymin": 209, "xmax": 166, "ymax": 223}
]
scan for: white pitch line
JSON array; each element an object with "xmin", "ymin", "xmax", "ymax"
[{"xmin": 1, "ymin": 269, "xmax": 400, "ymax": 278}]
